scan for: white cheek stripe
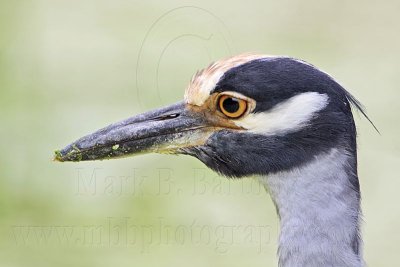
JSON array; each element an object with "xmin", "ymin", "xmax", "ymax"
[{"xmin": 234, "ymin": 92, "xmax": 329, "ymax": 135}]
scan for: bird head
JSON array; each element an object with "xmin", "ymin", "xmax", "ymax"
[{"xmin": 55, "ymin": 54, "xmax": 367, "ymax": 177}]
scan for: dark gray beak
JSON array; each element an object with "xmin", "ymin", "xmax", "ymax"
[{"xmin": 54, "ymin": 101, "xmax": 214, "ymax": 162}]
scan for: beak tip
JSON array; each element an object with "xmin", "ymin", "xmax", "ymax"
[
  {"xmin": 53, "ymin": 146, "xmax": 83, "ymax": 162},
  {"xmin": 53, "ymin": 150, "xmax": 64, "ymax": 162}
]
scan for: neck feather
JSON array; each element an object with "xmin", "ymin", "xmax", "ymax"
[{"xmin": 259, "ymin": 148, "xmax": 363, "ymax": 267}]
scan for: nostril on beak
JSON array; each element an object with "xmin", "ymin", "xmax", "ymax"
[{"xmin": 153, "ymin": 113, "xmax": 180, "ymax": 121}]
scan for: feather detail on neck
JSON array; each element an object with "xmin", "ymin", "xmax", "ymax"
[{"xmin": 259, "ymin": 148, "xmax": 363, "ymax": 267}]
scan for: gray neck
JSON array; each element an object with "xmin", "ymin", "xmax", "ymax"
[{"xmin": 259, "ymin": 148, "xmax": 363, "ymax": 267}]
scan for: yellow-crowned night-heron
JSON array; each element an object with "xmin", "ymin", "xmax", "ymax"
[{"xmin": 55, "ymin": 54, "xmax": 376, "ymax": 267}]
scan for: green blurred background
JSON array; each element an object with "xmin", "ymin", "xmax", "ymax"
[{"xmin": 0, "ymin": 1, "xmax": 399, "ymax": 266}]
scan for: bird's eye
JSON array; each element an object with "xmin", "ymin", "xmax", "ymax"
[{"xmin": 218, "ymin": 95, "xmax": 248, "ymax": 118}]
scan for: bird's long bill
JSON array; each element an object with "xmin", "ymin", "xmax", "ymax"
[{"xmin": 54, "ymin": 101, "xmax": 214, "ymax": 162}]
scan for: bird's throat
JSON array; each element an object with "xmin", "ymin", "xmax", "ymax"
[{"xmin": 259, "ymin": 148, "xmax": 363, "ymax": 267}]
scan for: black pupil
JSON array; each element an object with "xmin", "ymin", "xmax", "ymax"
[{"xmin": 222, "ymin": 97, "xmax": 240, "ymax": 113}]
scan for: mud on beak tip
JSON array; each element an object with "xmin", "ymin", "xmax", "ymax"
[
  {"xmin": 53, "ymin": 150, "xmax": 63, "ymax": 162},
  {"xmin": 53, "ymin": 144, "xmax": 84, "ymax": 162}
]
